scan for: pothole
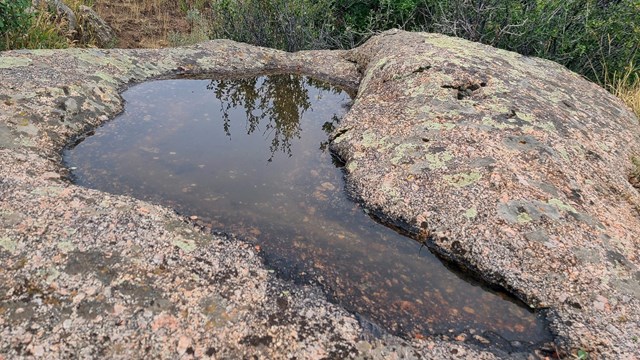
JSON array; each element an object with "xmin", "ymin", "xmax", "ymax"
[{"xmin": 63, "ymin": 74, "xmax": 552, "ymax": 352}]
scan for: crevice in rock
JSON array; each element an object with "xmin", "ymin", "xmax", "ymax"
[
  {"xmin": 412, "ymin": 65, "xmax": 431, "ymax": 74},
  {"xmin": 441, "ymin": 81, "xmax": 487, "ymax": 100}
]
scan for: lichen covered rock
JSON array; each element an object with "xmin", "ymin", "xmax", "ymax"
[
  {"xmin": 333, "ymin": 30, "xmax": 640, "ymax": 357},
  {"xmin": 1, "ymin": 30, "xmax": 639, "ymax": 358}
]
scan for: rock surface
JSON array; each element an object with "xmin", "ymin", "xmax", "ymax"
[
  {"xmin": 1, "ymin": 30, "xmax": 639, "ymax": 359},
  {"xmin": 76, "ymin": 5, "xmax": 116, "ymax": 48}
]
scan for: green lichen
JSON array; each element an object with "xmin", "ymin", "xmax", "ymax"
[
  {"xmin": 482, "ymin": 117, "xmax": 514, "ymax": 130},
  {"xmin": 445, "ymin": 172, "xmax": 482, "ymax": 188},
  {"xmin": 44, "ymin": 267, "xmax": 60, "ymax": 283},
  {"xmin": 463, "ymin": 207, "xmax": 478, "ymax": 219},
  {"xmin": 173, "ymin": 238, "xmax": 197, "ymax": 253},
  {"xmin": 346, "ymin": 161, "xmax": 358, "ymax": 172},
  {"xmin": 425, "ymin": 121, "xmax": 456, "ymax": 131},
  {"xmin": 515, "ymin": 112, "xmax": 535, "ymax": 123},
  {"xmin": 557, "ymin": 147, "xmax": 570, "ymax": 161},
  {"xmin": 390, "ymin": 143, "xmax": 416, "ymax": 165},
  {"xmin": 94, "ymin": 71, "xmax": 117, "ymax": 85},
  {"xmin": 426, "ymin": 151, "xmax": 454, "ymax": 169},
  {"xmin": 331, "ymin": 129, "xmax": 351, "ymax": 144},
  {"xmin": 361, "ymin": 131, "xmax": 380, "ymax": 148},
  {"xmin": 31, "ymin": 186, "xmax": 63, "ymax": 197},
  {"xmin": 548, "ymin": 198, "xmax": 578, "ymax": 213},
  {"xmin": 630, "ymin": 156, "xmax": 640, "ymax": 188},
  {"xmin": 597, "ymin": 142, "xmax": 610, "ymax": 152},
  {"xmin": 0, "ymin": 237, "xmax": 17, "ymax": 253},
  {"xmin": 517, "ymin": 212, "xmax": 533, "ymax": 223},
  {"xmin": 0, "ymin": 57, "xmax": 32, "ymax": 69},
  {"xmin": 539, "ymin": 121, "xmax": 557, "ymax": 132},
  {"xmin": 57, "ymin": 241, "xmax": 76, "ymax": 253},
  {"xmin": 380, "ymin": 184, "xmax": 399, "ymax": 199}
]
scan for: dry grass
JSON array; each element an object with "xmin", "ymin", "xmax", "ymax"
[
  {"xmin": 617, "ymin": 82, "xmax": 640, "ymax": 119},
  {"xmin": 93, "ymin": 0, "xmax": 191, "ymax": 48},
  {"xmin": 630, "ymin": 156, "xmax": 640, "ymax": 190},
  {"xmin": 605, "ymin": 63, "xmax": 640, "ymax": 119}
]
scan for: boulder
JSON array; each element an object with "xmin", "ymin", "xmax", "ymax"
[
  {"xmin": 77, "ymin": 5, "xmax": 116, "ymax": 48},
  {"xmin": 31, "ymin": 0, "xmax": 116, "ymax": 48},
  {"xmin": 32, "ymin": 0, "xmax": 77, "ymax": 32},
  {"xmin": 334, "ymin": 30, "xmax": 640, "ymax": 356},
  {"xmin": 0, "ymin": 30, "xmax": 639, "ymax": 358}
]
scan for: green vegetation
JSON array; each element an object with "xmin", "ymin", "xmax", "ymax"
[
  {"xmin": 205, "ymin": 0, "xmax": 640, "ymax": 115},
  {"xmin": 0, "ymin": 0, "xmax": 97, "ymax": 50},
  {"xmin": 0, "ymin": 0, "xmax": 33, "ymax": 49},
  {"xmin": 208, "ymin": 0, "xmax": 337, "ymax": 51},
  {"xmin": 206, "ymin": 0, "xmax": 639, "ymax": 83}
]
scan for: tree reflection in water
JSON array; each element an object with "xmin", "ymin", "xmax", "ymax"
[{"xmin": 207, "ymin": 74, "xmax": 343, "ymax": 161}]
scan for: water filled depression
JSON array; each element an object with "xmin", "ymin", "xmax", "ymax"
[{"xmin": 64, "ymin": 75, "xmax": 551, "ymax": 348}]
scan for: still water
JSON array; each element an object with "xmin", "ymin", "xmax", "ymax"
[{"xmin": 64, "ymin": 75, "xmax": 551, "ymax": 348}]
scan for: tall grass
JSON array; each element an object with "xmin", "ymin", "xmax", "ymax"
[
  {"xmin": 2, "ymin": 7, "xmax": 69, "ymax": 50},
  {"xmin": 605, "ymin": 63, "xmax": 640, "ymax": 119},
  {"xmin": 0, "ymin": 0, "xmax": 99, "ymax": 50}
]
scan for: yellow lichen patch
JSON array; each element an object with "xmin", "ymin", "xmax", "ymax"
[
  {"xmin": 173, "ymin": 237, "xmax": 197, "ymax": 253},
  {"xmin": 0, "ymin": 237, "xmax": 17, "ymax": 253},
  {"xmin": 0, "ymin": 57, "xmax": 32, "ymax": 69},
  {"xmin": 517, "ymin": 212, "xmax": 533, "ymax": 224},
  {"xmin": 426, "ymin": 151, "xmax": 454, "ymax": 169},
  {"xmin": 482, "ymin": 117, "xmax": 514, "ymax": 130},
  {"xmin": 548, "ymin": 198, "xmax": 578, "ymax": 213},
  {"xmin": 463, "ymin": 207, "xmax": 478, "ymax": 219},
  {"xmin": 425, "ymin": 121, "xmax": 456, "ymax": 131},
  {"xmin": 444, "ymin": 172, "xmax": 482, "ymax": 188}
]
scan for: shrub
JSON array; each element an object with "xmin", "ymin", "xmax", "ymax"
[
  {"xmin": 331, "ymin": 0, "xmax": 639, "ymax": 84},
  {"xmin": 0, "ymin": 0, "xmax": 33, "ymax": 50},
  {"xmin": 4, "ymin": 9, "xmax": 69, "ymax": 50},
  {"xmin": 209, "ymin": 0, "xmax": 337, "ymax": 52}
]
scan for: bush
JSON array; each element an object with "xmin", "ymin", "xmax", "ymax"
[
  {"xmin": 209, "ymin": 0, "xmax": 337, "ymax": 52},
  {"xmin": 0, "ymin": 0, "xmax": 33, "ymax": 49},
  {"xmin": 333, "ymin": 0, "xmax": 639, "ymax": 84}
]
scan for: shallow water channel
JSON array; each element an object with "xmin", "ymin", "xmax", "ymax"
[{"xmin": 64, "ymin": 75, "xmax": 551, "ymax": 348}]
